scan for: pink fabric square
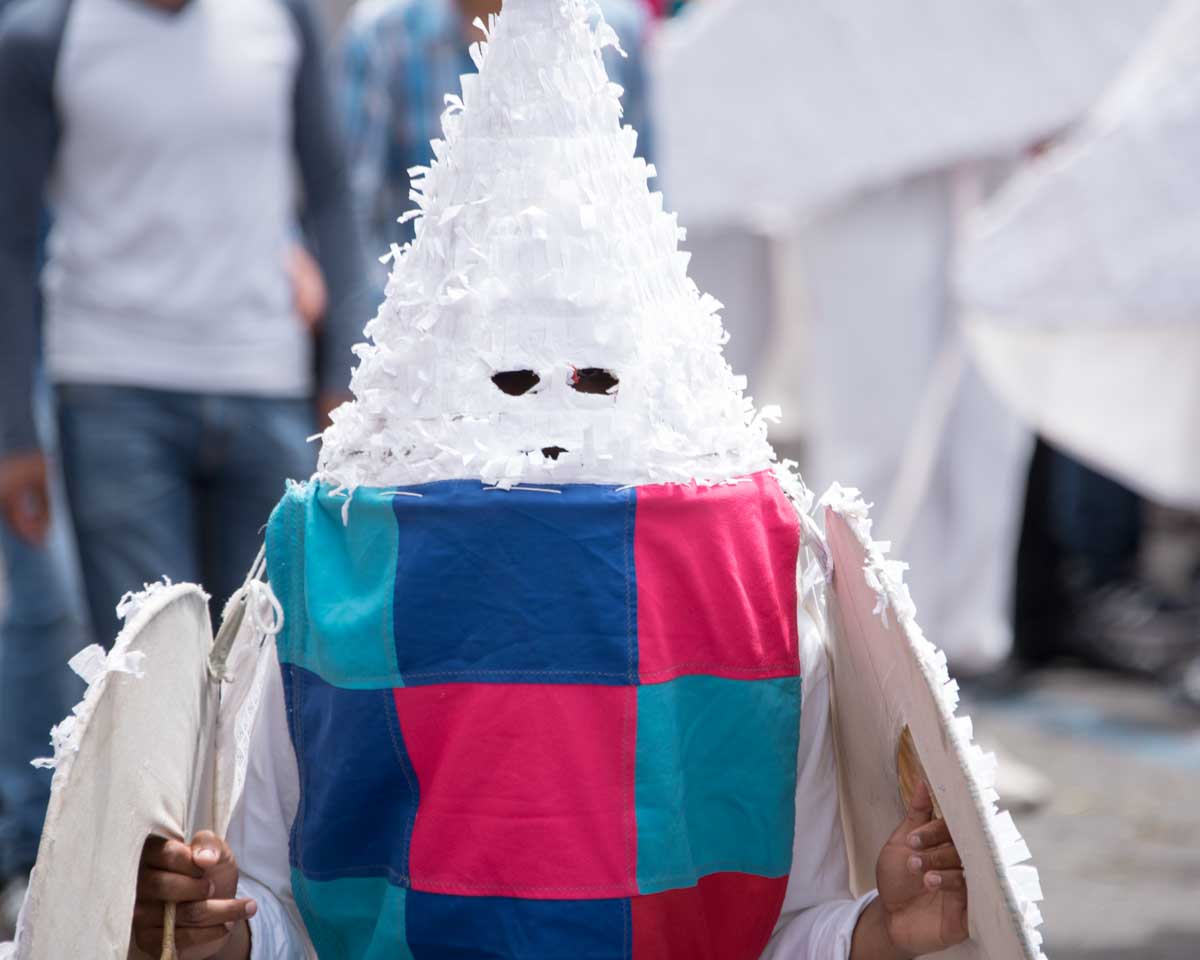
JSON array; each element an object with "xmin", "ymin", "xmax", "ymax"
[
  {"xmin": 635, "ymin": 471, "xmax": 800, "ymax": 684},
  {"xmin": 394, "ymin": 683, "xmax": 638, "ymax": 899}
]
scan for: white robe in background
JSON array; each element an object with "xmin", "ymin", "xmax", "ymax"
[
  {"xmin": 958, "ymin": 0, "xmax": 1200, "ymax": 511},
  {"xmin": 796, "ymin": 172, "xmax": 1031, "ymax": 672}
]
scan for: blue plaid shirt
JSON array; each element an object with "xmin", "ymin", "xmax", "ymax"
[{"xmin": 339, "ymin": 0, "xmax": 654, "ymax": 287}]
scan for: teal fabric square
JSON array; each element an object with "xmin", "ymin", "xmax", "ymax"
[
  {"xmin": 267, "ymin": 482, "xmax": 402, "ymax": 688},
  {"xmin": 635, "ymin": 675, "xmax": 801, "ymax": 894},
  {"xmin": 291, "ymin": 871, "xmax": 412, "ymax": 960}
]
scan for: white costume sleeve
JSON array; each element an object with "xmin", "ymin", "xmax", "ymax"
[
  {"xmin": 224, "ymin": 653, "xmax": 311, "ymax": 959},
  {"xmin": 760, "ymin": 607, "xmax": 877, "ymax": 959}
]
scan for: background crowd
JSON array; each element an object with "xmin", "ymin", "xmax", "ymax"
[{"xmin": 0, "ymin": 0, "xmax": 1195, "ymax": 954}]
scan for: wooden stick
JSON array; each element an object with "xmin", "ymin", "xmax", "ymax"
[{"xmin": 160, "ymin": 901, "xmax": 177, "ymax": 960}]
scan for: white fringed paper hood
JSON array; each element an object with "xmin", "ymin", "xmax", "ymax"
[{"xmin": 318, "ymin": 0, "xmax": 777, "ymax": 493}]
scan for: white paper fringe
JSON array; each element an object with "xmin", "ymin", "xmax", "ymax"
[
  {"xmin": 29, "ymin": 578, "xmax": 203, "ymax": 773},
  {"xmin": 814, "ymin": 481, "xmax": 1049, "ymax": 960},
  {"xmin": 317, "ymin": 0, "xmax": 777, "ymax": 496}
]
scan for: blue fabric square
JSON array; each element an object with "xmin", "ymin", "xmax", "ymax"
[
  {"xmin": 391, "ymin": 481, "xmax": 636, "ymax": 686},
  {"xmin": 290, "ymin": 873, "xmax": 412, "ymax": 960},
  {"xmin": 282, "ymin": 664, "xmax": 418, "ymax": 884},
  {"xmin": 406, "ymin": 890, "xmax": 630, "ymax": 959},
  {"xmin": 635, "ymin": 676, "xmax": 800, "ymax": 894},
  {"xmin": 268, "ymin": 483, "xmax": 402, "ymax": 687}
]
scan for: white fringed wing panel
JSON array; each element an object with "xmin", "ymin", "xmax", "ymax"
[
  {"xmin": 13, "ymin": 584, "xmax": 217, "ymax": 959},
  {"xmin": 820, "ymin": 488, "xmax": 1046, "ymax": 960},
  {"xmin": 7, "ymin": 572, "xmax": 280, "ymax": 959}
]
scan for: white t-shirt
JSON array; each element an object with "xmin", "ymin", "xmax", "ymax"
[{"xmin": 44, "ymin": 0, "xmax": 310, "ymax": 397}]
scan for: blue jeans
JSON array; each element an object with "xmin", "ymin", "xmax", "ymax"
[
  {"xmin": 56, "ymin": 385, "xmax": 317, "ymax": 645},
  {"xmin": 1046, "ymin": 446, "xmax": 1142, "ymax": 587},
  {"xmin": 0, "ymin": 524, "xmax": 85, "ymax": 878},
  {"xmin": 0, "ymin": 381, "xmax": 87, "ymax": 879}
]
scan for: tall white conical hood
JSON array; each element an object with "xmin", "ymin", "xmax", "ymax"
[{"xmin": 318, "ymin": 0, "xmax": 778, "ymax": 492}]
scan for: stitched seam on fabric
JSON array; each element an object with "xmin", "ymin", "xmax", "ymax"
[
  {"xmin": 640, "ymin": 860, "xmax": 789, "ymax": 885},
  {"xmin": 623, "ymin": 687, "xmax": 634, "ymax": 891},
  {"xmin": 295, "ymin": 491, "xmax": 311, "ymax": 685},
  {"xmin": 284, "ymin": 669, "xmax": 299, "ymax": 868},
  {"xmin": 381, "ymin": 520, "xmax": 400, "ymax": 683},
  {"xmin": 382, "ymin": 689, "xmax": 419, "ymax": 878},
  {"xmin": 290, "ymin": 672, "xmax": 355, "ymax": 955},
  {"xmin": 637, "ymin": 661, "xmax": 801, "ymax": 679},
  {"xmin": 284, "ymin": 666, "xmax": 633, "ymax": 685},
  {"xmin": 409, "ymin": 878, "xmax": 634, "ymax": 894},
  {"xmin": 624, "ymin": 487, "xmax": 636, "ymax": 684},
  {"xmin": 297, "ymin": 866, "xmax": 412, "ymax": 885},
  {"xmin": 291, "ymin": 667, "xmax": 311, "ymax": 888},
  {"xmin": 400, "ymin": 668, "xmax": 629, "ymax": 679}
]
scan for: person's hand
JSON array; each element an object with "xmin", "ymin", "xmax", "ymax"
[
  {"xmin": 0, "ymin": 451, "xmax": 50, "ymax": 544},
  {"xmin": 876, "ymin": 780, "xmax": 969, "ymax": 956},
  {"xmin": 289, "ymin": 244, "xmax": 328, "ymax": 333},
  {"xmin": 132, "ymin": 832, "xmax": 256, "ymax": 960}
]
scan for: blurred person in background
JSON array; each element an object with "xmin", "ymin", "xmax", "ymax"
[
  {"xmin": 0, "ymin": 2, "xmax": 86, "ymax": 936},
  {"xmin": 0, "ymin": 370, "xmax": 85, "ymax": 939},
  {"xmin": 0, "ymin": 0, "xmax": 369, "ymax": 653},
  {"xmin": 952, "ymin": 0, "xmax": 1200, "ymax": 704},
  {"xmin": 796, "ymin": 168, "xmax": 1032, "ymax": 680},
  {"xmin": 1016, "ymin": 440, "xmax": 1199, "ymax": 683},
  {"xmin": 339, "ymin": 0, "xmax": 654, "ymax": 291}
]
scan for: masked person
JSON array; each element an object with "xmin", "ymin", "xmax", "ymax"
[{"xmin": 129, "ymin": 2, "xmax": 971, "ymax": 957}]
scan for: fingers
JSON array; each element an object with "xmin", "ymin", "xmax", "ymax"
[
  {"xmin": 907, "ymin": 816, "xmax": 952, "ymax": 851},
  {"xmin": 0, "ymin": 453, "xmax": 51, "ymax": 545},
  {"xmin": 906, "ymin": 842, "xmax": 963, "ymax": 874},
  {"xmin": 137, "ymin": 867, "xmax": 213, "ymax": 904},
  {"xmin": 174, "ymin": 898, "xmax": 257, "ymax": 929},
  {"xmin": 143, "ymin": 837, "xmax": 205, "ymax": 878},
  {"xmin": 5, "ymin": 482, "xmax": 49, "ymax": 544},
  {"xmin": 190, "ymin": 831, "xmax": 234, "ymax": 872},
  {"xmin": 133, "ymin": 898, "xmax": 256, "ymax": 929},
  {"xmin": 892, "ymin": 779, "xmax": 935, "ymax": 843},
  {"xmin": 923, "ymin": 869, "xmax": 967, "ymax": 893}
]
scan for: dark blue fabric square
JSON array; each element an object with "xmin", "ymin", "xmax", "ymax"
[
  {"xmin": 406, "ymin": 890, "xmax": 630, "ymax": 959},
  {"xmin": 282, "ymin": 663, "xmax": 418, "ymax": 884},
  {"xmin": 391, "ymin": 481, "xmax": 637, "ymax": 686}
]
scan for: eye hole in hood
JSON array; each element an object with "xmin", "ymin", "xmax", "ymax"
[
  {"xmin": 570, "ymin": 368, "xmax": 619, "ymax": 395},
  {"xmin": 492, "ymin": 370, "xmax": 541, "ymax": 396}
]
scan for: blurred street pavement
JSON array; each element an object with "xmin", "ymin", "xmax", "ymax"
[{"xmin": 967, "ymin": 668, "xmax": 1200, "ymax": 960}]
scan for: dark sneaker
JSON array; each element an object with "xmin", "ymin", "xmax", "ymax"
[{"xmin": 1066, "ymin": 581, "xmax": 1199, "ymax": 677}]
